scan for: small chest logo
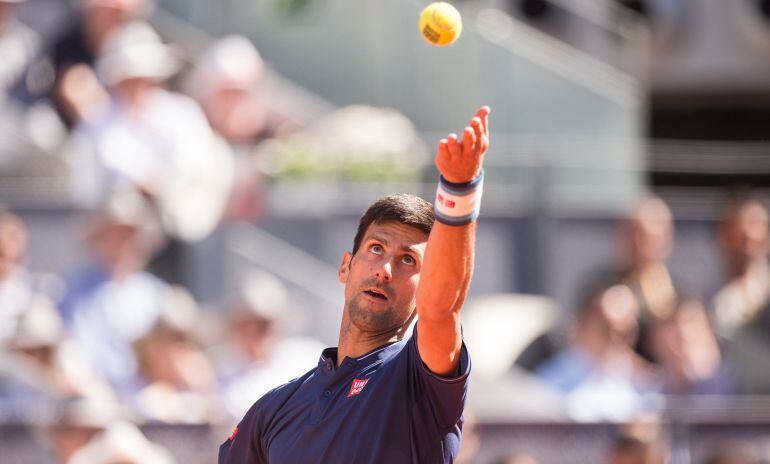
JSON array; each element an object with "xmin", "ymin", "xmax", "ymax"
[{"xmin": 347, "ymin": 378, "xmax": 370, "ymax": 397}]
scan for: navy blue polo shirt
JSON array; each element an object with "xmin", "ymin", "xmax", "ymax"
[{"xmin": 219, "ymin": 327, "xmax": 471, "ymax": 463}]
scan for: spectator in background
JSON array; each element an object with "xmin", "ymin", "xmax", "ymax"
[
  {"xmin": 519, "ymin": 196, "xmax": 680, "ymax": 373},
  {"xmin": 649, "ymin": 297, "xmax": 736, "ymax": 395},
  {"xmin": 131, "ymin": 286, "xmax": 221, "ymax": 424},
  {"xmin": 214, "ymin": 271, "xmax": 324, "ymax": 419},
  {"xmin": 183, "ymin": 35, "xmax": 282, "ymax": 220},
  {"xmin": 58, "ymin": 188, "xmax": 168, "ymax": 393},
  {"xmin": 5, "ymin": 294, "xmax": 115, "ymax": 402},
  {"xmin": 184, "ymin": 35, "xmax": 275, "ymax": 146},
  {"xmin": 71, "ymin": 20, "xmax": 234, "ymax": 244},
  {"xmin": 0, "ymin": 206, "xmax": 35, "ymax": 344},
  {"xmin": 712, "ymin": 195, "xmax": 770, "ymax": 393},
  {"xmin": 49, "ymin": 0, "xmax": 146, "ymax": 126},
  {"xmin": 536, "ymin": 281, "xmax": 659, "ymax": 421},
  {"xmin": 713, "ymin": 196, "xmax": 770, "ymax": 335},
  {"xmin": 610, "ymin": 196, "xmax": 680, "ymax": 363}
]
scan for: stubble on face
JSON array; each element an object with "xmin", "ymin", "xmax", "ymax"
[
  {"xmin": 341, "ymin": 222, "xmax": 426, "ymax": 338},
  {"xmin": 346, "ymin": 282, "xmax": 402, "ymax": 335}
]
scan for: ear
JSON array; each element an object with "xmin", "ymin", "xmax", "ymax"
[{"xmin": 338, "ymin": 251, "xmax": 352, "ymax": 283}]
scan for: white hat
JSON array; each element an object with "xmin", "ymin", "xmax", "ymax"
[
  {"xmin": 184, "ymin": 35, "xmax": 264, "ymax": 102},
  {"xmin": 234, "ymin": 270, "xmax": 290, "ymax": 321},
  {"xmin": 156, "ymin": 285, "xmax": 200, "ymax": 334},
  {"xmin": 96, "ymin": 21, "xmax": 180, "ymax": 86}
]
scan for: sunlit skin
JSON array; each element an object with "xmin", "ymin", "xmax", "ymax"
[
  {"xmin": 337, "ymin": 222, "xmax": 428, "ymax": 361},
  {"xmin": 336, "ymin": 106, "xmax": 490, "ymax": 376}
]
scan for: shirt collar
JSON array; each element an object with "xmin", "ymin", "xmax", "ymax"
[{"xmin": 317, "ymin": 339, "xmax": 406, "ymax": 374}]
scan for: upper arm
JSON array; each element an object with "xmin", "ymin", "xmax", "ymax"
[
  {"xmin": 406, "ymin": 326, "xmax": 471, "ymax": 433},
  {"xmin": 219, "ymin": 399, "xmax": 268, "ymax": 464}
]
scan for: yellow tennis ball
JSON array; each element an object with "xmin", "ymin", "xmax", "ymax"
[{"xmin": 419, "ymin": 2, "xmax": 462, "ymax": 46}]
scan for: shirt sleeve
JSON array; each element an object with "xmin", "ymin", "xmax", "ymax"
[
  {"xmin": 218, "ymin": 398, "xmax": 269, "ymax": 464},
  {"xmin": 406, "ymin": 325, "xmax": 471, "ymax": 433}
]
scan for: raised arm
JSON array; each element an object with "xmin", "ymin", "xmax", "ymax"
[{"xmin": 416, "ymin": 106, "xmax": 490, "ymax": 376}]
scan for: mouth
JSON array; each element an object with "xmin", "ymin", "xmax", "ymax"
[{"xmin": 363, "ymin": 288, "xmax": 389, "ymax": 301}]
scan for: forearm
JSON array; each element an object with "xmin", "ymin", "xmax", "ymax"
[
  {"xmin": 416, "ymin": 221, "xmax": 476, "ymax": 321},
  {"xmin": 414, "ymin": 221, "xmax": 476, "ymax": 376}
]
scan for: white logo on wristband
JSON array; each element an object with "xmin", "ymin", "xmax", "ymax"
[{"xmin": 435, "ymin": 185, "xmax": 483, "ymax": 219}]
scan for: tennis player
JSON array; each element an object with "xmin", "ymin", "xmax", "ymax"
[{"xmin": 219, "ymin": 106, "xmax": 490, "ymax": 463}]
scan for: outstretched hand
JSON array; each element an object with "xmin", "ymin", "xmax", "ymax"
[{"xmin": 435, "ymin": 106, "xmax": 490, "ymax": 184}]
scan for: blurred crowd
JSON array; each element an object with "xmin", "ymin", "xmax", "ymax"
[
  {"xmin": 520, "ymin": 193, "xmax": 770, "ymax": 401},
  {"xmin": 0, "ymin": 0, "xmax": 328, "ymax": 460},
  {"xmin": 465, "ymin": 193, "xmax": 770, "ymax": 463},
  {"xmin": 2, "ymin": 0, "xmax": 770, "ymax": 463}
]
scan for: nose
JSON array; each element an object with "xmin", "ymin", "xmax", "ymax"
[{"xmin": 375, "ymin": 261, "xmax": 392, "ymax": 282}]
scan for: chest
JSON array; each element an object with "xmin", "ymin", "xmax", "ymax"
[{"xmin": 266, "ymin": 361, "xmax": 414, "ymax": 462}]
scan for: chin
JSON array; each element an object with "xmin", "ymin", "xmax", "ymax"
[{"xmin": 348, "ymin": 302, "xmax": 406, "ymax": 333}]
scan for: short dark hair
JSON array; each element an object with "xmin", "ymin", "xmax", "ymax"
[{"xmin": 352, "ymin": 194, "xmax": 434, "ymax": 255}]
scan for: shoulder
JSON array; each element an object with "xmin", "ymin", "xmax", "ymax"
[
  {"xmin": 241, "ymin": 366, "xmax": 317, "ymax": 422},
  {"xmin": 408, "ymin": 325, "xmax": 471, "ymax": 382}
]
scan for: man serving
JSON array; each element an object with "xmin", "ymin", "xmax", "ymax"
[{"xmin": 219, "ymin": 106, "xmax": 490, "ymax": 463}]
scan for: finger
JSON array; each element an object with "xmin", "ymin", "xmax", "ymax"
[
  {"xmin": 461, "ymin": 126, "xmax": 476, "ymax": 157},
  {"xmin": 438, "ymin": 138, "xmax": 448, "ymax": 153},
  {"xmin": 476, "ymin": 105, "xmax": 491, "ymax": 150},
  {"xmin": 470, "ymin": 117, "xmax": 483, "ymax": 155},
  {"xmin": 436, "ymin": 139, "xmax": 449, "ymax": 162},
  {"xmin": 476, "ymin": 105, "xmax": 490, "ymax": 137},
  {"xmin": 447, "ymin": 133, "xmax": 461, "ymax": 158}
]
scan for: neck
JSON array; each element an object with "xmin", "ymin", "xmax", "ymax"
[{"xmin": 336, "ymin": 310, "xmax": 413, "ymax": 366}]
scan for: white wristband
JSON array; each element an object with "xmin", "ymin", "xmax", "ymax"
[{"xmin": 434, "ymin": 170, "xmax": 484, "ymax": 226}]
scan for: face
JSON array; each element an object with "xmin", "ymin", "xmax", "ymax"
[
  {"xmin": 623, "ymin": 198, "xmax": 673, "ymax": 265},
  {"xmin": 338, "ymin": 221, "xmax": 428, "ymax": 334},
  {"xmin": 721, "ymin": 202, "xmax": 770, "ymax": 268}
]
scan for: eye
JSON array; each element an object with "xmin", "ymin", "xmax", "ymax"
[
  {"xmin": 401, "ymin": 255, "xmax": 416, "ymax": 265},
  {"xmin": 369, "ymin": 244, "xmax": 383, "ymax": 254}
]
